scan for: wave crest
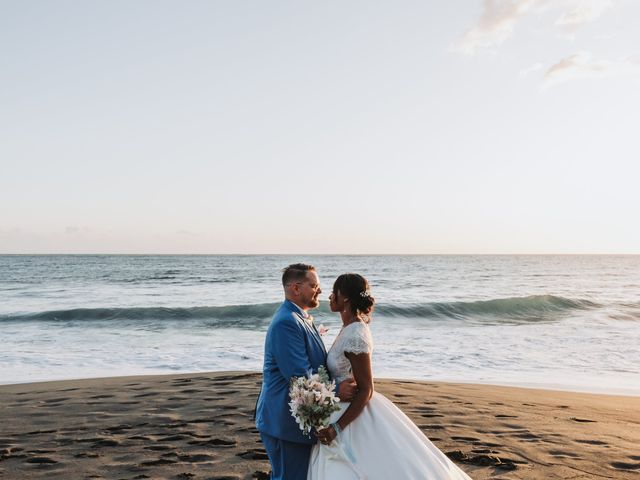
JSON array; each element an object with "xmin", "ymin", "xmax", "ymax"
[
  {"xmin": 0, "ymin": 295, "xmax": 602, "ymax": 325},
  {"xmin": 377, "ymin": 295, "xmax": 600, "ymax": 323}
]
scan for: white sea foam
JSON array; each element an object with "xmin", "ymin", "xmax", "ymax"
[{"xmin": 0, "ymin": 255, "xmax": 638, "ymax": 394}]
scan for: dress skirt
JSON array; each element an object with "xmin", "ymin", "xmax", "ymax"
[{"xmin": 308, "ymin": 392, "xmax": 472, "ymax": 480}]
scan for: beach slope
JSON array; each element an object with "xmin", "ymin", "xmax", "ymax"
[{"xmin": 1, "ymin": 372, "xmax": 638, "ymax": 479}]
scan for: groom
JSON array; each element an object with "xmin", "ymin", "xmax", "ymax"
[{"xmin": 255, "ymin": 264, "xmax": 356, "ymax": 479}]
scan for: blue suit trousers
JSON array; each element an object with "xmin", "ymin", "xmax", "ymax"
[{"xmin": 260, "ymin": 432, "xmax": 311, "ymax": 480}]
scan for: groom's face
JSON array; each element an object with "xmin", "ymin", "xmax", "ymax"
[{"xmin": 298, "ymin": 271, "xmax": 322, "ymax": 310}]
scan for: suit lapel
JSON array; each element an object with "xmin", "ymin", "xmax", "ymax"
[
  {"xmin": 283, "ymin": 300, "xmax": 327, "ymax": 356},
  {"xmin": 297, "ymin": 313, "xmax": 327, "ymax": 355}
]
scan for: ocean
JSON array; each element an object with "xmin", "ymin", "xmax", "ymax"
[{"xmin": 1, "ymin": 255, "xmax": 638, "ymax": 394}]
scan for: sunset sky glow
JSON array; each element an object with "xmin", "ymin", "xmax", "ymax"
[{"xmin": 2, "ymin": 1, "xmax": 639, "ymax": 254}]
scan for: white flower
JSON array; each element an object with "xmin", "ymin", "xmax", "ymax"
[{"xmin": 288, "ymin": 366, "xmax": 341, "ymax": 437}]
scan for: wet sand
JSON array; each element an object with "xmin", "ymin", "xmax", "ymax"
[{"xmin": 1, "ymin": 372, "xmax": 638, "ymax": 479}]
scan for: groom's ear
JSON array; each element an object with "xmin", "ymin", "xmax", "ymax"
[{"xmin": 287, "ymin": 283, "xmax": 299, "ymax": 296}]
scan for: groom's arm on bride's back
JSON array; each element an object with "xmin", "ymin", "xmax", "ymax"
[
  {"xmin": 336, "ymin": 378, "xmax": 358, "ymax": 402},
  {"xmin": 272, "ymin": 320, "xmax": 312, "ymax": 380}
]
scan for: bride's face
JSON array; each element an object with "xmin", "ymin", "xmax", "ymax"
[{"xmin": 329, "ymin": 290, "xmax": 345, "ymax": 312}]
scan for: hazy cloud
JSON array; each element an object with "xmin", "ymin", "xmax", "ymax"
[
  {"xmin": 455, "ymin": 0, "xmax": 617, "ymax": 54},
  {"xmin": 554, "ymin": 0, "xmax": 614, "ymax": 34},
  {"xmin": 454, "ymin": 0, "xmax": 536, "ymax": 54},
  {"xmin": 542, "ymin": 52, "xmax": 640, "ymax": 89}
]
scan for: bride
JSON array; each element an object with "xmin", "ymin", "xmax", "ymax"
[{"xmin": 308, "ymin": 273, "xmax": 472, "ymax": 480}]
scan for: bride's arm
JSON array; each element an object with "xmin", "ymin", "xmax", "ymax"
[{"xmin": 317, "ymin": 352, "xmax": 373, "ymax": 444}]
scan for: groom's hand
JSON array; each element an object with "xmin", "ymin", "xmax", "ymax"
[{"xmin": 337, "ymin": 379, "xmax": 358, "ymax": 401}]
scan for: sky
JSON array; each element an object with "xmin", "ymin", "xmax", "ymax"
[{"xmin": 1, "ymin": 0, "xmax": 639, "ymax": 254}]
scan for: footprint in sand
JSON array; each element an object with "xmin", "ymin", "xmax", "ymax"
[
  {"xmin": 575, "ymin": 439, "xmax": 608, "ymax": 446},
  {"xmin": 481, "ymin": 442, "xmax": 502, "ymax": 448},
  {"xmin": 446, "ymin": 450, "xmax": 519, "ymax": 471},
  {"xmin": 74, "ymin": 452, "xmax": 99, "ymax": 458},
  {"xmin": 176, "ymin": 453, "xmax": 215, "ymax": 462},
  {"xmin": 451, "ymin": 436, "xmax": 481, "ymax": 442},
  {"xmin": 144, "ymin": 445, "xmax": 172, "ymax": 451},
  {"xmin": 513, "ymin": 432, "xmax": 541, "ymax": 441},
  {"xmin": 413, "ymin": 406, "xmax": 437, "ymax": 412},
  {"xmin": 44, "ymin": 397, "xmax": 70, "ymax": 403},
  {"xmin": 419, "ymin": 424, "xmax": 445, "ymax": 430},
  {"xmin": 175, "ymin": 474, "xmax": 196, "ymax": 480},
  {"xmin": 25, "ymin": 429, "xmax": 57, "ymax": 436},
  {"xmin": 158, "ymin": 434, "xmax": 191, "ymax": 442},
  {"xmin": 91, "ymin": 439, "xmax": 120, "ymax": 448},
  {"xmin": 237, "ymin": 449, "xmax": 269, "ymax": 460},
  {"xmin": 105, "ymin": 424, "xmax": 133, "ymax": 433},
  {"xmin": 549, "ymin": 449, "xmax": 581, "ymax": 458},
  {"xmin": 25, "ymin": 456, "xmax": 59, "ymax": 464},
  {"xmin": 133, "ymin": 392, "xmax": 158, "ymax": 398},
  {"xmin": 188, "ymin": 438, "xmax": 237, "ymax": 447},
  {"xmin": 235, "ymin": 426, "xmax": 260, "ymax": 434},
  {"xmin": 610, "ymin": 460, "xmax": 640, "ymax": 471},
  {"xmin": 140, "ymin": 457, "xmax": 178, "ymax": 466}
]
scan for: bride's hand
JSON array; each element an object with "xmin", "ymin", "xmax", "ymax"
[{"xmin": 316, "ymin": 425, "xmax": 337, "ymax": 445}]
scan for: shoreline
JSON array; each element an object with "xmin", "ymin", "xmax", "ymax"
[
  {"xmin": 3, "ymin": 372, "xmax": 639, "ymax": 398},
  {"xmin": 1, "ymin": 371, "xmax": 639, "ymax": 479}
]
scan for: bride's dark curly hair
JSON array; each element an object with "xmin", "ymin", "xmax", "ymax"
[{"xmin": 333, "ymin": 273, "xmax": 375, "ymax": 321}]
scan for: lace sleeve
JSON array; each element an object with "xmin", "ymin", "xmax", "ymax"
[{"xmin": 343, "ymin": 323, "xmax": 373, "ymax": 355}]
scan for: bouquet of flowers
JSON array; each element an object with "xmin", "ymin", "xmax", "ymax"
[{"xmin": 288, "ymin": 365, "xmax": 341, "ymax": 436}]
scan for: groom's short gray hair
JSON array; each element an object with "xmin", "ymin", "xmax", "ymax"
[{"xmin": 282, "ymin": 263, "xmax": 316, "ymax": 286}]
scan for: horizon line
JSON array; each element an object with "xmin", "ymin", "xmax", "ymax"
[{"xmin": 1, "ymin": 253, "xmax": 639, "ymax": 256}]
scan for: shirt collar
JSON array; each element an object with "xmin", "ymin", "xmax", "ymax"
[{"xmin": 284, "ymin": 299, "xmax": 311, "ymax": 319}]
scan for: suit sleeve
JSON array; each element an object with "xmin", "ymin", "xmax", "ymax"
[{"xmin": 272, "ymin": 318, "xmax": 312, "ymax": 381}]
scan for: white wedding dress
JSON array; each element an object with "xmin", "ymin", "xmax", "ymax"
[{"xmin": 308, "ymin": 321, "xmax": 472, "ymax": 480}]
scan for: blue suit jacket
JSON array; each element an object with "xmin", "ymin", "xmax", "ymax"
[{"xmin": 255, "ymin": 300, "xmax": 328, "ymax": 444}]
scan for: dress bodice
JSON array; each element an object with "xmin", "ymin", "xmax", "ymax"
[{"xmin": 327, "ymin": 321, "xmax": 374, "ymax": 385}]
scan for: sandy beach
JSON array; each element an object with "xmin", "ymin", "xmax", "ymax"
[{"xmin": 0, "ymin": 372, "xmax": 638, "ymax": 479}]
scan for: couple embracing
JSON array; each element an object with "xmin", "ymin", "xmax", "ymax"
[{"xmin": 255, "ymin": 264, "xmax": 472, "ymax": 480}]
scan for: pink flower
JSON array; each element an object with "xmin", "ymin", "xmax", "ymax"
[{"xmin": 318, "ymin": 324, "xmax": 329, "ymax": 336}]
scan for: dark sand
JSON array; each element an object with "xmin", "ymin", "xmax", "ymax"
[{"xmin": 1, "ymin": 372, "xmax": 638, "ymax": 479}]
